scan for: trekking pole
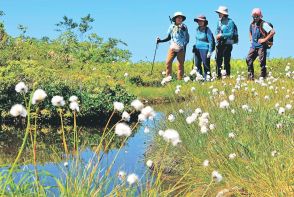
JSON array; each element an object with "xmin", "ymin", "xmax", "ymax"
[{"xmin": 150, "ymin": 43, "xmax": 158, "ymax": 75}]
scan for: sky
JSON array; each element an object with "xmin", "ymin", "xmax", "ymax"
[{"xmin": 1, "ymin": 0, "xmax": 293, "ymax": 62}]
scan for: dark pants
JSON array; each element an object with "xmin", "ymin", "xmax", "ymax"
[
  {"xmin": 216, "ymin": 44, "xmax": 233, "ymax": 77},
  {"xmin": 246, "ymin": 47, "xmax": 267, "ymax": 79},
  {"xmin": 194, "ymin": 48, "xmax": 210, "ymax": 79}
]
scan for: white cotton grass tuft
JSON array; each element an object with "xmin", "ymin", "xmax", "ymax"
[
  {"xmin": 179, "ymin": 109, "xmax": 184, "ymax": 114},
  {"xmin": 219, "ymin": 100, "xmax": 230, "ymax": 109},
  {"xmin": 69, "ymin": 101, "xmax": 79, "ymax": 112},
  {"xmin": 64, "ymin": 162, "xmax": 69, "ymax": 167},
  {"xmin": 229, "ymin": 153, "xmax": 237, "ymax": 160},
  {"xmin": 10, "ymin": 104, "xmax": 27, "ymax": 117},
  {"xmin": 122, "ymin": 111, "xmax": 130, "ymax": 122},
  {"xmin": 228, "ymin": 94, "xmax": 235, "ymax": 101},
  {"xmin": 15, "ymin": 82, "xmax": 28, "ymax": 94},
  {"xmin": 191, "ymin": 87, "xmax": 196, "ymax": 92},
  {"xmin": 161, "ymin": 76, "xmax": 172, "ymax": 85},
  {"xmin": 203, "ymin": 159, "xmax": 209, "ymax": 167},
  {"xmin": 278, "ymin": 107, "xmax": 285, "ymax": 115},
  {"xmin": 271, "ymin": 150, "xmax": 279, "ymax": 157},
  {"xmin": 168, "ymin": 114, "xmax": 175, "ymax": 122},
  {"xmin": 127, "ymin": 173, "xmax": 139, "ymax": 185},
  {"xmin": 158, "ymin": 130, "xmax": 164, "ymax": 136},
  {"xmin": 69, "ymin": 95, "xmax": 78, "ymax": 102},
  {"xmin": 200, "ymin": 126, "xmax": 209, "ymax": 134},
  {"xmin": 115, "ymin": 123, "xmax": 132, "ymax": 137},
  {"xmin": 131, "ymin": 99, "xmax": 144, "ymax": 111},
  {"xmin": 51, "ymin": 96, "xmax": 65, "ymax": 107},
  {"xmin": 212, "ymin": 170, "xmax": 223, "ymax": 182},
  {"xmin": 285, "ymin": 104, "xmax": 292, "ymax": 110},
  {"xmin": 228, "ymin": 132, "xmax": 236, "ymax": 139},
  {"xmin": 124, "ymin": 73, "xmax": 129, "ymax": 78},
  {"xmin": 162, "ymin": 129, "xmax": 181, "ymax": 146},
  {"xmin": 144, "ymin": 127, "xmax": 150, "ymax": 133},
  {"xmin": 32, "ymin": 89, "xmax": 47, "ymax": 105},
  {"xmin": 113, "ymin": 101, "xmax": 124, "ymax": 112},
  {"xmin": 184, "ymin": 76, "xmax": 190, "ymax": 83},
  {"xmin": 140, "ymin": 106, "xmax": 156, "ymax": 120},
  {"xmin": 146, "ymin": 160, "xmax": 153, "ymax": 168},
  {"xmin": 118, "ymin": 171, "xmax": 126, "ymax": 180}
]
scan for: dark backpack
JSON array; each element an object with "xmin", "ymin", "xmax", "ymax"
[
  {"xmin": 232, "ymin": 22, "xmax": 239, "ymax": 44},
  {"xmin": 260, "ymin": 21, "xmax": 274, "ymax": 49},
  {"xmin": 204, "ymin": 27, "xmax": 216, "ymax": 52},
  {"xmin": 218, "ymin": 19, "xmax": 238, "ymax": 44}
]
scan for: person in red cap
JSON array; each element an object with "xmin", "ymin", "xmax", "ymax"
[
  {"xmin": 246, "ymin": 8, "xmax": 275, "ymax": 80},
  {"xmin": 193, "ymin": 15, "xmax": 215, "ymax": 80}
]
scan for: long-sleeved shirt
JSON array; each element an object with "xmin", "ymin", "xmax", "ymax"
[
  {"xmin": 216, "ymin": 17, "xmax": 234, "ymax": 45},
  {"xmin": 166, "ymin": 23, "xmax": 189, "ymax": 48},
  {"xmin": 195, "ymin": 27, "xmax": 214, "ymax": 52}
]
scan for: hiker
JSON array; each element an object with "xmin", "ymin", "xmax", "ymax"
[
  {"xmin": 215, "ymin": 6, "xmax": 238, "ymax": 78},
  {"xmin": 246, "ymin": 8, "xmax": 275, "ymax": 80},
  {"xmin": 193, "ymin": 15, "xmax": 215, "ymax": 80},
  {"xmin": 157, "ymin": 12, "xmax": 189, "ymax": 80}
]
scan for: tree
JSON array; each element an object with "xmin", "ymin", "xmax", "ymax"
[
  {"xmin": 79, "ymin": 14, "xmax": 95, "ymax": 38},
  {"xmin": 55, "ymin": 16, "xmax": 78, "ymax": 32},
  {"xmin": 17, "ymin": 24, "xmax": 28, "ymax": 38}
]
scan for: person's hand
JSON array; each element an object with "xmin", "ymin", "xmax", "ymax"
[
  {"xmin": 216, "ymin": 34, "xmax": 222, "ymax": 40},
  {"xmin": 258, "ymin": 38, "xmax": 266, "ymax": 44},
  {"xmin": 207, "ymin": 52, "xmax": 211, "ymax": 58},
  {"xmin": 156, "ymin": 37, "xmax": 161, "ymax": 44}
]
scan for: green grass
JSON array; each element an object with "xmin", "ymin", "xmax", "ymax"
[{"xmin": 147, "ymin": 60, "xmax": 294, "ymax": 196}]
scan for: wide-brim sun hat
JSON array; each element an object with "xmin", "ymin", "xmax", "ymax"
[
  {"xmin": 194, "ymin": 15, "xmax": 208, "ymax": 23},
  {"xmin": 215, "ymin": 6, "xmax": 229, "ymax": 15},
  {"xmin": 172, "ymin": 12, "xmax": 186, "ymax": 22}
]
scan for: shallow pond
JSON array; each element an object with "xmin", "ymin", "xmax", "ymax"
[{"xmin": 0, "ymin": 112, "xmax": 164, "ymax": 195}]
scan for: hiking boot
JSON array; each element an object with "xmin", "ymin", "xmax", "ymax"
[
  {"xmin": 247, "ymin": 73, "xmax": 254, "ymax": 81},
  {"xmin": 260, "ymin": 70, "xmax": 267, "ymax": 79}
]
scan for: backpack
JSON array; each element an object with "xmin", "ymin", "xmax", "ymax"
[
  {"xmin": 205, "ymin": 27, "xmax": 216, "ymax": 52},
  {"xmin": 232, "ymin": 22, "xmax": 239, "ymax": 44},
  {"xmin": 260, "ymin": 21, "xmax": 274, "ymax": 49},
  {"xmin": 218, "ymin": 19, "xmax": 238, "ymax": 44}
]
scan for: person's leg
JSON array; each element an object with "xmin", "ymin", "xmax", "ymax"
[
  {"xmin": 215, "ymin": 45, "xmax": 224, "ymax": 78},
  {"xmin": 258, "ymin": 47, "xmax": 267, "ymax": 78},
  {"xmin": 166, "ymin": 49, "xmax": 176, "ymax": 77},
  {"xmin": 246, "ymin": 48, "xmax": 258, "ymax": 80},
  {"xmin": 223, "ymin": 44, "xmax": 233, "ymax": 76},
  {"xmin": 176, "ymin": 48, "xmax": 186, "ymax": 80},
  {"xmin": 199, "ymin": 49, "xmax": 210, "ymax": 80},
  {"xmin": 194, "ymin": 49, "xmax": 203, "ymax": 76}
]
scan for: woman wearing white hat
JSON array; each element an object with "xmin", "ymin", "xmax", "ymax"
[
  {"xmin": 215, "ymin": 6, "xmax": 237, "ymax": 78},
  {"xmin": 157, "ymin": 12, "xmax": 190, "ymax": 80}
]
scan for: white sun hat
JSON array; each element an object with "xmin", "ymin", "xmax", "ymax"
[
  {"xmin": 172, "ymin": 12, "xmax": 186, "ymax": 22},
  {"xmin": 215, "ymin": 6, "xmax": 229, "ymax": 16}
]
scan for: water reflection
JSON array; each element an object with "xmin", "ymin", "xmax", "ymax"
[{"xmin": 0, "ymin": 112, "xmax": 163, "ymax": 194}]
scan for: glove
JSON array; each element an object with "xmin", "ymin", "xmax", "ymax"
[
  {"xmin": 207, "ymin": 52, "xmax": 211, "ymax": 58},
  {"xmin": 156, "ymin": 37, "xmax": 161, "ymax": 44}
]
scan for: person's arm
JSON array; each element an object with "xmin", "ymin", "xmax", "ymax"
[
  {"xmin": 258, "ymin": 23, "xmax": 275, "ymax": 44},
  {"xmin": 157, "ymin": 34, "xmax": 171, "ymax": 43},
  {"xmin": 220, "ymin": 20, "xmax": 234, "ymax": 39}
]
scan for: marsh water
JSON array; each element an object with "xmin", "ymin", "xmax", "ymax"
[{"xmin": 0, "ymin": 111, "xmax": 164, "ymax": 195}]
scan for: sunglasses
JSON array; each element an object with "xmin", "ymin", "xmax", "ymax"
[{"xmin": 252, "ymin": 16, "xmax": 260, "ymax": 19}]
